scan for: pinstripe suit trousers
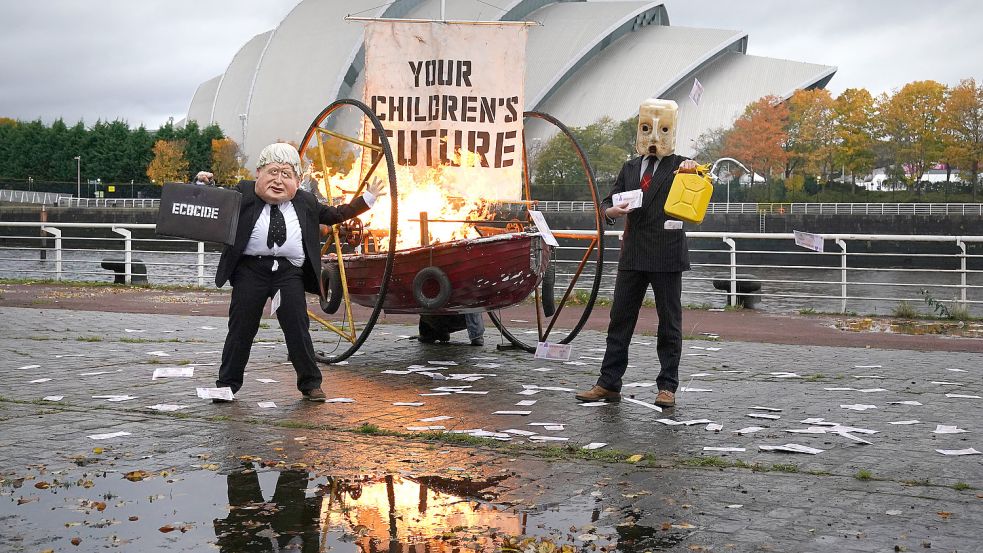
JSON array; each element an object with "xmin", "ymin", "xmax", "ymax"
[{"xmin": 596, "ymin": 269, "xmax": 682, "ymax": 393}]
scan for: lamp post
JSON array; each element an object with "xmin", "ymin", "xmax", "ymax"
[{"xmin": 73, "ymin": 156, "xmax": 81, "ymax": 200}]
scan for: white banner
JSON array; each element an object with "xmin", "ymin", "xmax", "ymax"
[{"xmin": 363, "ymin": 21, "xmax": 527, "ymax": 200}]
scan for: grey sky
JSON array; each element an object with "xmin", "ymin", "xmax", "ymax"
[{"xmin": 2, "ymin": 1, "xmax": 980, "ymax": 130}]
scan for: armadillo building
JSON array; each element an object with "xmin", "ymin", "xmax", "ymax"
[{"xmin": 186, "ymin": 0, "xmax": 835, "ymax": 166}]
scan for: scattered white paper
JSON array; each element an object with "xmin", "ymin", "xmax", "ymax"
[
  {"xmin": 199, "ymin": 326, "xmax": 217, "ymax": 330},
  {"xmin": 257, "ymin": 401, "xmax": 277, "ymax": 409},
  {"xmin": 146, "ymin": 350, "xmax": 170, "ymax": 357},
  {"xmin": 494, "ymin": 410, "xmax": 532, "ymax": 415},
  {"xmin": 579, "ymin": 401, "xmax": 610, "ymax": 407},
  {"xmin": 543, "ymin": 425, "xmax": 565, "ymax": 431},
  {"xmin": 622, "ymin": 397, "xmax": 663, "ymax": 412},
  {"xmin": 147, "ymin": 404, "xmax": 188, "ymax": 412},
  {"xmin": 793, "ymin": 230, "xmax": 824, "ymax": 252},
  {"xmin": 516, "ymin": 400, "xmax": 537, "ymax": 406},
  {"xmin": 152, "ymin": 367, "xmax": 194, "ymax": 379},
  {"xmin": 688, "ymin": 373, "xmax": 712, "ymax": 378},
  {"xmin": 420, "ymin": 392, "xmax": 451, "ymax": 396},
  {"xmin": 428, "ymin": 360, "xmax": 458, "ymax": 366},
  {"xmin": 16, "ymin": 364, "xmax": 41, "ymax": 370},
  {"xmin": 93, "ymin": 394, "xmax": 138, "ymax": 402},
  {"xmin": 656, "ymin": 419, "xmax": 685, "ymax": 426},
  {"xmin": 946, "ymin": 393, "xmax": 982, "ymax": 399},
  {"xmin": 42, "ymin": 395, "xmax": 63, "ymax": 402},
  {"xmin": 933, "ymin": 425, "xmax": 969, "ymax": 434},
  {"xmin": 733, "ymin": 426, "xmax": 765, "ymax": 434},
  {"xmin": 936, "ymin": 448, "xmax": 981, "ymax": 456},
  {"xmin": 419, "ymin": 416, "xmax": 452, "ymax": 422},
  {"xmin": 946, "ymin": 368, "xmax": 967, "ymax": 372},
  {"xmin": 623, "ymin": 382, "xmax": 657, "ymax": 388},
  {"xmin": 854, "ymin": 365, "xmax": 882, "ymax": 369},
  {"xmin": 840, "ymin": 404, "xmax": 877, "ymax": 411},
  {"xmin": 29, "ymin": 378, "xmax": 52, "ymax": 383},
  {"xmin": 759, "ymin": 443, "xmax": 824, "ymax": 455},
  {"xmin": 889, "ymin": 420, "xmax": 920, "ymax": 425},
  {"xmin": 517, "ymin": 389, "xmax": 541, "ymax": 396},
  {"xmin": 534, "ymin": 342, "xmax": 572, "ymax": 361},
  {"xmin": 406, "ymin": 425, "xmax": 445, "ymax": 431},
  {"xmin": 325, "ymin": 397, "xmax": 355, "ymax": 403},
  {"xmin": 750, "ymin": 406, "xmax": 782, "ymax": 412},
  {"xmin": 393, "ymin": 402, "xmax": 424, "ymax": 407},
  {"xmin": 504, "ymin": 429, "xmax": 537, "ymax": 436},
  {"xmin": 382, "ymin": 370, "xmax": 412, "ymax": 375},
  {"xmin": 703, "ymin": 447, "xmax": 745, "ymax": 452},
  {"xmin": 825, "ymin": 387, "xmax": 857, "ymax": 391},
  {"xmin": 529, "ymin": 435, "xmax": 568, "ymax": 442},
  {"xmin": 88, "ymin": 431, "xmax": 132, "ymax": 440},
  {"xmin": 886, "ymin": 400, "xmax": 922, "ymax": 406},
  {"xmin": 582, "ymin": 442, "xmax": 608, "ymax": 450},
  {"xmin": 747, "ymin": 413, "xmax": 781, "ymax": 420},
  {"xmin": 124, "ymin": 328, "xmax": 146, "ymax": 333},
  {"xmin": 197, "ymin": 387, "xmax": 234, "ymax": 401},
  {"xmin": 681, "ymin": 419, "xmax": 714, "ymax": 426},
  {"xmin": 769, "ymin": 372, "xmax": 800, "ymax": 378},
  {"xmin": 931, "ymin": 381, "xmax": 962, "ymax": 385},
  {"xmin": 680, "ymin": 387, "xmax": 712, "ymax": 392},
  {"xmin": 854, "ymin": 375, "xmax": 884, "ymax": 379},
  {"xmin": 533, "ymin": 367, "xmax": 554, "ymax": 372},
  {"xmin": 256, "ymin": 378, "xmax": 279, "ymax": 383},
  {"xmin": 705, "ymin": 423, "xmax": 723, "ymax": 431},
  {"xmin": 528, "ymin": 422, "xmax": 564, "ymax": 426}
]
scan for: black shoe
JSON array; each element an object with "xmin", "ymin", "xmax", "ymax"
[
  {"xmin": 419, "ymin": 335, "xmax": 437, "ymax": 344},
  {"xmin": 470, "ymin": 337, "xmax": 484, "ymax": 346}
]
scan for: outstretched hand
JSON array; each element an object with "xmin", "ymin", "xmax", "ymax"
[
  {"xmin": 366, "ymin": 177, "xmax": 388, "ymax": 199},
  {"xmin": 676, "ymin": 159, "xmax": 699, "ymax": 174}
]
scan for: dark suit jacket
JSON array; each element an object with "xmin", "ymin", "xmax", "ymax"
[
  {"xmin": 601, "ymin": 154, "xmax": 691, "ymax": 272},
  {"xmin": 215, "ymin": 181, "xmax": 369, "ymax": 295}
]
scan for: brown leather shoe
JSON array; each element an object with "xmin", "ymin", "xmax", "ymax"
[
  {"xmin": 575, "ymin": 385, "xmax": 621, "ymax": 403},
  {"xmin": 654, "ymin": 389, "xmax": 675, "ymax": 407},
  {"xmin": 302, "ymin": 387, "xmax": 327, "ymax": 402}
]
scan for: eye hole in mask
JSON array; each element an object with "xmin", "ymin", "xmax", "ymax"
[
  {"xmin": 641, "ymin": 124, "xmax": 651, "ymax": 133},
  {"xmin": 662, "ymin": 127, "xmax": 669, "ymax": 133}
]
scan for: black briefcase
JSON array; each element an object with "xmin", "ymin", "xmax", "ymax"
[{"xmin": 156, "ymin": 182, "xmax": 241, "ymax": 245}]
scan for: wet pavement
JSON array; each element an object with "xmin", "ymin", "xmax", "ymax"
[{"xmin": 1, "ymin": 305, "xmax": 981, "ymax": 552}]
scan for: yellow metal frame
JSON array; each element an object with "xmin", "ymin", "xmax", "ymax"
[{"xmin": 307, "ymin": 127, "xmax": 383, "ymax": 344}]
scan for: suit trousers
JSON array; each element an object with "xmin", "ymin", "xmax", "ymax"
[
  {"xmin": 217, "ymin": 256, "xmax": 321, "ymax": 394},
  {"xmin": 597, "ymin": 269, "xmax": 683, "ymax": 393}
]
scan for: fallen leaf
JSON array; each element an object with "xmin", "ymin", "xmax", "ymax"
[
  {"xmin": 34, "ymin": 481, "xmax": 50, "ymax": 489},
  {"xmin": 81, "ymin": 480, "xmax": 94, "ymax": 488},
  {"xmin": 70, "ymin": 537, "xmax": 81, "ymax": 546},
  {"xmin": 92, "ymin": 501, "xmax": 107, "ymax": 512},
  {"xmin": 124, "ymin": 470, "xmax": 150, "ymax": 482},
  {"xmin": 93, "ymin": 448, "xmax": 103, "ymax": 455},
  {"xmin": 626, "ymin": 454, "xmax": 644, "ymax": 464},
  {"xmin": 201, "ymin": 464, "xmax": 220, "ymax": 471},
  {"xmin": 937, "ymin": 511, "xmax": 952, "ymax": 520},
  {"xmin": 159, "ymin": 525, "xmax": 176, "ymax": 533},
  {"xmin": 128, "ymin": 516, "xmax": 139, "ymax": 521}
]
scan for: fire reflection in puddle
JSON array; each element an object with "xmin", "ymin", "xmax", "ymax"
[{"xmin": 1, "ymin": 466, "xmax": 687, "ymax": 551}]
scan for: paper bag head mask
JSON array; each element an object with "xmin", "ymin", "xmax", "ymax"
[{"xmin": 635, "ymin": 99, "xmax": 678, "ymax": 158}]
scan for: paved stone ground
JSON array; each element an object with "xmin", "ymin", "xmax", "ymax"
[{"xmin": 1, "ymin": 305, "xmax": 981, "ymax": 552}]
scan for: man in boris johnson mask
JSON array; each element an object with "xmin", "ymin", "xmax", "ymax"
[{"xmin": 575, "ymin": 99, "xmax": 697, "ymax": 408}]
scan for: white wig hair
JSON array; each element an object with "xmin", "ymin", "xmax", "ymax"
[{"xmin": 255, "ymin": 143, "xmax": 301, "ymax": 176}]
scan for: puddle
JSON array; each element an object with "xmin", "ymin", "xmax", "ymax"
[
  {"xmin": 837, "ymin": 317, "xmax": 983, "ymax": 338},
  {"xmin": 1, "ymin": 466, "xmax": 690, "ymax": 551}
]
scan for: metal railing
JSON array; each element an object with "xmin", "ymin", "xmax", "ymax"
[
  {"xmin": 1, "ymin": 221, "xmax": 981, "ymax": 315},
  {"xmin": 536, "ymin": 201, "xmax": 983, "ymax": 215},
  {"xmin": 0, "ymin": 189, "xmax": 72, "ymax": 205},
  {"xmin": 56, "ymin": 198, "xmax": 161, "ymax": 208}
]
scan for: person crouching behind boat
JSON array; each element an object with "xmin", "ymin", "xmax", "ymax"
[
  {"xmin": 575, "ymin": 99, "xmax": 697, "ymax": 408},
  {"xmin": 213, "ymin": 143, "xmax": 386, "ymax": 402},
  {"xmin": 418, "ymin": 313, "xmax": 485, "ymax": 346}
]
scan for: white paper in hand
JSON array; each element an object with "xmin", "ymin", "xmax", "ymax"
[
  {"xmin": 612, "ymin": 189, "xmax": 643, "ymax": 211},
  {"xmin": 270, "ymin": 289, "xmax": 281, "ymax": 317}
]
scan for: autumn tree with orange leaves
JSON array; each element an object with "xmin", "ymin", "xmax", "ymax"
[
  {"xmin": 879, "ymin": 80, "xmax": 947, "ymax": 195},
  {"xmin": 941, "ymin": 78, "xmax": 983, "ymax": 200},
  {"xmin": 146, "ymin": 139, "xmax": 189, "ymax": 184},
  {"xmin": 723, "ymin": 95, "xmax": 789, "ymax": 195}
]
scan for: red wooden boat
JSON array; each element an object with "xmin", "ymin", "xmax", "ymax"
[{"xmin": 322, "ymin": 232, "xmax": 550, "ymax": 315}]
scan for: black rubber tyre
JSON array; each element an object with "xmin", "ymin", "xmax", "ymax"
[
  {"xmin": 412, "ymin": 266, "xmax": 452, "ymax": 310},
  {"xmin": 541, "ymin": 262, "xmax": 556, "ymax": 317},
  {"xmin": 319, "ymin": 264, "xmax": 343, "ymax": 314}
]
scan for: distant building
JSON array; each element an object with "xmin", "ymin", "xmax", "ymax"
[{"xmin": 185, "ymin": 0, "xmax": 836, "ymax": 166}]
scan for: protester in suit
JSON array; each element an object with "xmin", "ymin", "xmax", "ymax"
[
  {"xmin": 575, "ymin": 99, "xmax": 697, "ymax": 407},
  {"xmin": 214, "ymin": 143, "xmax": 385, "ymax": 402}
]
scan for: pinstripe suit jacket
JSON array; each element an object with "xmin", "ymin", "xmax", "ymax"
[{"xmin": 601, "ymin": 154, "xmax": 691, "ymax": 272}]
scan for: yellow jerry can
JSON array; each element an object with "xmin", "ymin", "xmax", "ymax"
[{"xmin": 664, "ymin": 163, "xmax": 713, "ymax": 224}]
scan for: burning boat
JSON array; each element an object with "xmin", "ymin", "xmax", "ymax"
[{"xmin": 298, "ymin": 15, "xmax": 605, "ymax": 362}]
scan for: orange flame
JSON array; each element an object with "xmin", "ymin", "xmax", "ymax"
[{"xmin": 315, "ymin": 147, "xmax": 509, "ymax": 251}]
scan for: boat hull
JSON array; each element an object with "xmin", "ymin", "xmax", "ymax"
[{"xmin": 323, "ymin": 233, "xmax": 549, "ymax": 315}]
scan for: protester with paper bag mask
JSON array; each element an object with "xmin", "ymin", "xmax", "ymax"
[
  {"xmin": 575, "ymin": 99, "xmax": 697, "ymax": 408},
  {"xmin": 213, "ymin": 143, "xmax": 386, "ymax": 402}
]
